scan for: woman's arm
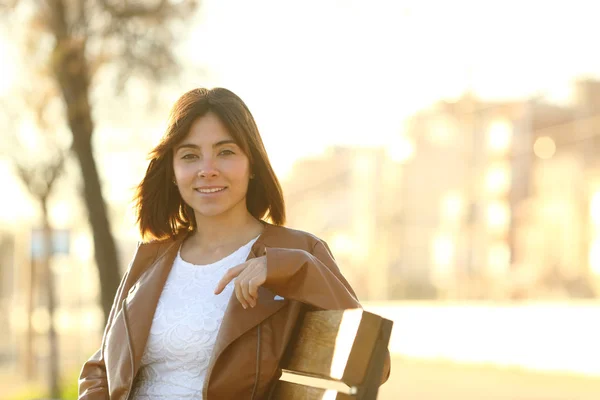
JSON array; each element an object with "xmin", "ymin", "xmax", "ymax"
[
  {"xmin": 214, "ymin": 239, "xmax": 392, "ymax": 383},
  {"xmin": 264, "ymin": 240, "xmax": 391, "ymax": 383},
  {"xmin": 262, "ymin": 240, "xmax": 360, "ymax": 309}
]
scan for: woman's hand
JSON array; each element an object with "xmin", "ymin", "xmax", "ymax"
[{"xmin": 214, "ymin": 256, "xmax": 267, "ymax": 309}]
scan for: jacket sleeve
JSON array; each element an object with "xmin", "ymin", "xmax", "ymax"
[
  {"xmin": 78, "ymin": 268, "xmax": 130, "ymax": 399},
  {"xmin": 264, "ymin": 239, "xmax": 391, "ymax": 384},
  {"xmin": 263, "ymin": 240, "xmax": 360, "ymax": 310}
]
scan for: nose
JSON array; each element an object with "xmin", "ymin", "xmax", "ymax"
[{"xmin": 197, "ymin": 157, "xmax": 219, "ymax": 178}]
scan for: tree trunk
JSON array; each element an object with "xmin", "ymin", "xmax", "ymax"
[
  {"xmin": 25, "ymin": 255, "xmax": 36, "ymax": 380},
  {"xmin": 41, "ymin": 203, "xmax": 60, "ymax": 399},
  {"xmin": 51, "ymin": 37, "xmax": 121, "ymax": 325}
]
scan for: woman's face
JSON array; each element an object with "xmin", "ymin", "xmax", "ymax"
[{"xmin": 172, "ymin": 112, "xmax": 251, "ymax": 222}]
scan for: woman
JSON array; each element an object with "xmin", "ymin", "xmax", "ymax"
[{"xmin": 78, "ymin": 88, "xmax": 390, "ymax": 399}]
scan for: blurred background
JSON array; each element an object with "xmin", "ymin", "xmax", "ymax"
[{"xmin": 1, "ymin": 0, "xmax": 600, "ymax": 399}]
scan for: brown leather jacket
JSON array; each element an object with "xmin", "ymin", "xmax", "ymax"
[{"xmin": 78, "ymin": 223, "xmax": 389, "ymax": 399}]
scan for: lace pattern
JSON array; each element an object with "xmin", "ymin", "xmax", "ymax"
[{"xmin": 129, "ymin": 236, "xmax": 259, "ymax": 399}]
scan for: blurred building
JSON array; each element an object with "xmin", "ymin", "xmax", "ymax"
[
  {"xmin": 510, "ymin": 79, "xmax": 600, "ymax": 299},
  {"xmin": 283, "ymin": 79, "xmax": 600, "ymax": 301},
  {"xmin": 283, "ymin": 145, "xmax": 414, "ymax": 301}
]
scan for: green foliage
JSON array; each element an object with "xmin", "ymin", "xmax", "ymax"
[
  {"xmin": 7, "ymin": 372, "xmax": 79, "ymax": 400},
  {"xmin": 60, "ymin": 378, "xmax": 79, "ymax": 400}
]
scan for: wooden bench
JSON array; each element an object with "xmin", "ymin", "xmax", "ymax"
[{"xmin": 269, "ymin": 308, "xmax": 393, "ymax": 400}]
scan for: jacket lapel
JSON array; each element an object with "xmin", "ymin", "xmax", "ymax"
[
  {"xmin": 123, "ymin": 225, "xmax": 287, "ymax": 388},
  {"xmin": 124, "ymin": 237, "xmax": 183, "ymax": 376},
  {"xmin": 206, "ymin": 238, "xmax": 288, "ymax": 379}
]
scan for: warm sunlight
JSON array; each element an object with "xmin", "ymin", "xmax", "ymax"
[
  {"xmin": 367, "ymin": 303, "xmax": 600, "ymax": 376},
  {"xmin": 0, "ymin": 160, "xmax": 36, "ymax": 225},
  {"xmin": 3, "ymin": 1, "xmax": 600, "ymax": 399},
  {"xmin": 440, "ymin": 191, "xmax": 465, "ymax": 222},
  {"xmin": 0, "ymin": 33, "xmax": 17, "ymax": 94},
  {"xmin": 330, "ymin": 309, "xmax": 362, "ymax": 380},
  {"xmin": 188, "ymin": 0, "xmax": 598, "ymax": 169}
]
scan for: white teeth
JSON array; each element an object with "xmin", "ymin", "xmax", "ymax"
[{"xmin": 196, "ymin": 187, "xmax": 225, "ymax": 193}]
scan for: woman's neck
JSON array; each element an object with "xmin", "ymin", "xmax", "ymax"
[{"xmin": 190, "ymin": 211, "xmax": 263, "ymax": 251}]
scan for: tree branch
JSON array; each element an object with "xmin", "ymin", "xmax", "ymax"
[
  {"xmin": 47, "ymin": 0, "xmax": 69, "ymax": 40},
  {"xmin": 14, "ymin": 162, "xmax": 34, "ymax": 191},
  {"xmin": 98, "ymin": 0, "xmax": 168, "ymax": 19},
  {"xmin": 0, "ymin": 0, "xmax": 20, "ymax": 10},
  {"xmin": 85, "ymin": 0, "xmax": 197, "ymax": 91},
  {"xmin": 12, "ymin": 150, "xmax": 66, "ymax": 200}
]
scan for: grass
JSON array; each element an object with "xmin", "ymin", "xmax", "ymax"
[{"xmin": 7, "ymin": 372, "xmax": 79, "ymax": 400}]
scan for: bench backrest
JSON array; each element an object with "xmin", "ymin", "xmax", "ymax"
[{"xmin": 269, "ymin": 308, "xmax": 393, "ymax": 400}]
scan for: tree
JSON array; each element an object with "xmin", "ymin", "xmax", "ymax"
[
  {"xmin": 14, "ymin": 150, "xmax": 65, "ymax": 399},
  {"xmin": 1, "ymin": 90, "xmax": 66, "ymax": 399},
  {"xmin": 2, "ymin": 0, "xmax": 198, "ymax": 324}
]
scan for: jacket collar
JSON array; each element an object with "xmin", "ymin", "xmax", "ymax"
[{"xmin": 123, "ymin": 222, "xmax": 288, "ymax": 382}]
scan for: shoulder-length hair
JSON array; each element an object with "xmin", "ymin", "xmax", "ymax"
[{"xmin": 134, "ymin": 88, "xmax": 286, "ymax": 241}]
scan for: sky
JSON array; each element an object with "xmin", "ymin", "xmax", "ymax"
[
  {"xmin": 182, "ymin": 0, "xmax": 600, "ymax": 172},
  {"xmin": 1, "ymin": 0, "xmax": 600, "ymax": 224}
]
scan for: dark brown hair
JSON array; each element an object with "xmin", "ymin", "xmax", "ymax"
[{"xmin": 134, "ymin": 88, "xmax": 286, "ymax": 241}]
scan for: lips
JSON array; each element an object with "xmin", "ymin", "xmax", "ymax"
[{"xmin": 195, "ymin": 186, "xmax": 227, "ymax": 194}]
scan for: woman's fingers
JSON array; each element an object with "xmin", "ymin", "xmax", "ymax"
[
  {"xmin": 248, "ymin": 277, "xmax": 260, "ymax": 300},
  {"xmin": 239, "ymin": 276, "xmax": 253, "ymax": 308},
  {"xmin": 239, "ymin": 267, "xmax": 258, "ymax": 308},
  {"xmin": 214, "ymin": 263, "xmax": 246, "ymax": 294},
  {"xmin": 234, "ymin": 278, "xmax": 249, "ymax": 309},
  {"xmin": 219, "ymin": 257, "xmax": 267, "ymax": 309}
]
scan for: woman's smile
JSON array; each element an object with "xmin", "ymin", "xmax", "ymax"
[{"xmin": 195, "ymin": 186, "xmax": 228, "ymax": 195}]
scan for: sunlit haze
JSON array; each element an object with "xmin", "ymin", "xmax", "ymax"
[
  {"xmin": 3, "ymin": 2, "xmax": 600, "ymax": 398},
  {"xmin": 1, "ymin": 0, "xmax": 600, "ymax": 225},
  {"xmin": 184, "ymin": 0, "xmax": 600, "ymax": 174}
]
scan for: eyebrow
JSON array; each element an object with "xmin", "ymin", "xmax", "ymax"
[{"xmin": 175, "ymin": 140, "xmax": 238, "ymax": 152}]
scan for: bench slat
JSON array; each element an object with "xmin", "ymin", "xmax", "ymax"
[
  {"xmin": 270, "ymin": 309, "xmax": 393, "ymax": 399},
  {"xmin": 282, "ymin": 309, "xmax": 383, "ymax": 385},
  {"xmin": 271, "ymin": 381, "xmax": 355, "ymax": 400}
]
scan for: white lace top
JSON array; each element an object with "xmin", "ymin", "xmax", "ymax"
[{"xmin": 130, "ymin": 236, "xmax": 259, "ymax": 399}]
